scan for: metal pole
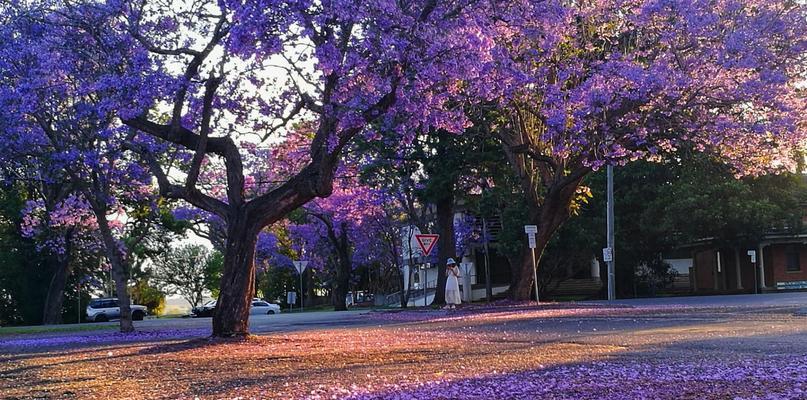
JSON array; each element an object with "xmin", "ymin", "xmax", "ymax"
[
  {"xmin": 607, "ymin": 164, "xmax": 616, "ymax": 301},
  {"xmin": 531, "ymin": 247, "xmax": 539, "ymax": 303},
  {"xmin": 300, "ymin": 271, "xmax": 304, "ymax": 312},
  {"xmin": 482, "ymin": 217, "xmax": 492, "ymax": 302},
  {"xmin": 77, "ymin": 283, "xmax": 81, "ymax": 324},
  {"xmin": 423, "ymin": 263, "xmax": 427, "ymax": 307}
]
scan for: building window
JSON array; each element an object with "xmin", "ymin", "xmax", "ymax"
[{"xmin": 785, "ymin": 246, "xmax": 801, "ymax": 272}]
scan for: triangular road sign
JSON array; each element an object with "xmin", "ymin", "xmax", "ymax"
[
  {"xmin": 293, "ymin": 261, "xmax": 308, "ymax": 274},
  {"xmin": 415, "ymin": 234, "xmax": 440, "ymax": 257}
]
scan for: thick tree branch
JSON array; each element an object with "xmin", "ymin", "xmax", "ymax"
[
  {"xmin": 126, "ymin": 142, "xmax": 228, "ymax": 218},
  {"xmin": 169, "ymin": 16, "xmax": 229, "ymax": 128},
  {"xmin": 185, "ymin": 75, "xmax": 221, "ymax": 194},
  {"xmin": 509, "ymin": 143, "xmax": 558, "ymax": 171},
  {"xmin": 123, "ymin": 117, "xmax": 246, "ymax": 208}
]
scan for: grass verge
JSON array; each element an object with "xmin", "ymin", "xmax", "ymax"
[{"xmin": 0, "ymin": 323, "xmax": 116, "ymax": 336}]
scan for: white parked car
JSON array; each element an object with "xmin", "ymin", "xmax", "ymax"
[
  {"xmin": 191, "ymin": 298, "xmax": 280, "ymax": 317},
  {"xmin": 250, "ymin": 299, "xmax": 281, "ymax": 315},
  {"xmin": 86, "ymin": 298, "xmax": 148, "ymax": 322}
]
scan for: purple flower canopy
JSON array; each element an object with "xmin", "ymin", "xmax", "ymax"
[{"xmin": 0, "ymin": 0, "xmax": 804, "ymax": 333}]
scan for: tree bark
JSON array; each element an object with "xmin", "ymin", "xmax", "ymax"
[
  {"xmin": 332, "ymin": 227, "xmax": 351, "ymax": 311},
  {"xmin": 41, "ymin": 248, "xmax": 71, "ymax": 325},
  {"xmin": 400, "ymin": 265, "xmax": 411, "ymax": 308},
  {"xmin": 509, "ymin": 227, "xmax": 552, "ymax": 300},
  {"xmin": 304, "ymin": 268, "xmax": 316, "ymax": 307},
  {"xmin": 94, "ymin": 209, "xmax": 134, "ymax": 333},
  {"xmin": 509, "ymin": 177, "xmax": 585, "ymax": 301},
  {"xmin": 431, "ymin": 193, "xmax": 455, "ymax": 305},
  {"xmin": 212, "ymin": 213, "xmax": 259, "ymax": 337},
  {"xmin": 40, "ymin": 189, "xmax": 75, "ymax": 326}
]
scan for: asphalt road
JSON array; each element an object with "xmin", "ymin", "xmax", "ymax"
[
  {"xmin": 1, "ymin": 292, "xmax": 805, "ymax": 399},
  {"xmin": 140, "ymin": 292, "xmax": 807, "ymax": 340},
  {"xmin": 140, "ymin": 309, "xmax": 376, "ymax": 334},
  {"xmin": 4, "ymin": 292, "xmax": 805, "ymax": 339}
]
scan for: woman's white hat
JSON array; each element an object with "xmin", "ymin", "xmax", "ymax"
[{"xmin": 446, "ymin": 258, "xmax": 456, "ymax": 265}]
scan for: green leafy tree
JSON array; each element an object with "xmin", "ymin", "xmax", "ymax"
[
  {"xmin": 153, "ymin": 244, "xmax": 214, "ymax": 308},
  {"xmin": 204, "ymin": 250, "xmax": 224, "ymax": 299},
  {"xmin": 580, "ymin": 155, "xmax": 807, "ymax": 297},
  {"xmin": 129, "ymin": 279, "xmax": 166, "ymax": 316},
  {"xmin": 0, "ymin": 185, "xmax": 45, "ymax": 325}
]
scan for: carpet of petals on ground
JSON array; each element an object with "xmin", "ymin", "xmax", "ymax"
[{"xmin": 0, "ymin": 303, "xmax": 804, "ymax": 399}]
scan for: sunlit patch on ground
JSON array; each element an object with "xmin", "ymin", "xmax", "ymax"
[{"xmin": 0, "ymin": 302, "xmax": 804, "ymax": 399}]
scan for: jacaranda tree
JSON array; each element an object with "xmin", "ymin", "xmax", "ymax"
[
  {"xmin": 4, "ymin": 0, "xmax": 505, "ymax": 336},
  {"xmin": 491, "ymin": 0, "xmax": 806, "ymax": 299},
  {"xmin": 0, "ymin": 7, "xmax": 162, "ymax": 331}
]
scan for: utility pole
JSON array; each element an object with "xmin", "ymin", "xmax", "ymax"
[
  {"xmin": 77, "ymin": 282, "xmax": 81, "ymax": 324},
  {"xmin": 606, "ymin": 164, "xmax": 616, "ymax": 301}
]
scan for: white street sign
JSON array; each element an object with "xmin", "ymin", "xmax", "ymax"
[
  {"xmin": 527, "ymin": 233, "xmax": 536, "ymax": 249},
  {"xmin": 293, "ymin": 261, "xmax": 309, "ymax": 274},
  {"xmin": 603, "ymin": 247, "xmax": 613, "ymax": 262},
  {"xmin": 524, "ymin": 225, "xmax": 538, "ymax": 234},
  {"xmin": 747, "ymin": 250, "xmax": 757, "ymax": 263}
]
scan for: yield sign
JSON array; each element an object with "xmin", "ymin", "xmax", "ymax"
[
  {"xmin": 293, "ymin": 261, "xmax": 308, "ymax": 274},
  {"xmin": 415, "ymin": 234, "xmax": 440, "ymax": 256}
]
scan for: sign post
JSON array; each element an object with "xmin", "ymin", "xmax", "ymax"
[
  {"xmin": 415, "ymin": 234, "xmax": 439, "ymax": 307},
  {"xmin": 286, "ymin": 291, "xmax": 296, "ymax": 311},
  {"xmin": 524, "ymin": 225, "xmax": 539, "ymax": 303},
  {"xmin": 459, "ymin": 262, "xmax": 474, "ymax": 302},
  {"xmin": 293, "ymin": 261, "xmax": 309, "ymax": 312},
  {"xmin": 748, "ymin": 250, "xmax": 757, "ymax": 294}
]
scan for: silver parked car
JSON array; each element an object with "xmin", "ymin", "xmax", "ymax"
[
  {"xmin": 250, "ymin": 299, "xmax": 281, "ymax": 315},
  {"xmin": 86, "ymin": 298, "xmax": 148, "ymax": 322},
  {"xmin": 191, "ymin": 298, "xmax": 281, "ymax": 317}
]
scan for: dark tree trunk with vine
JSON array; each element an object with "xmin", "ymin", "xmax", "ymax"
[
  {"xmin": 499, "ymin": 109, "xmax": 590, "ymax": 301},
  {"xmin": 431, "ymin": 193, "xmax": 455, "ymax": 305},
  {"xmin": 92, "ymin": 204, "xmax": 134, "ymax": 333},
  {"xmin": 42, "ymin": 241, "xmax": 72, "ymax": 325}
]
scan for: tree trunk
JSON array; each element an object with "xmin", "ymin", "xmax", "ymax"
[
  {"xmin": 431, "ymin": 194, "xmax": 455, "ymax": 305},
  {"xmin": 94, "ymin": 211, "xmax": 134, "ymax": 333},
  {"xmin": 304, "ymin": 268, "xmax": 316, "ymax": 307},
  {"xmin": 213, "ymin": 214, "xmax": 259, "ymax": 337},
  {"xmin": 42, "ymin": 245, "xmax": 72, "ymax": 325},
  {"xmin": 332, "ymin": 229, "xmax": 351, "ymax": 311},
  {"xmin": 400, "ymin": 267, "xmax": 410, "ymax": 308},
  {"xmin": 509, "ymin": 179, "xmax": 584, "ymax": 301},
  {"xmin": 510, "ymin": 227, "xmax": 553, "ymax": 301}
]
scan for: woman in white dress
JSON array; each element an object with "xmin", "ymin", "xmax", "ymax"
[{"xmin": 444, "ymin": 258, "xmax": 461, "ymax": 309}]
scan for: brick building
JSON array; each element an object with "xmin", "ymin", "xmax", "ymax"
[{"xmin": 687, "ymin": 233, "xmax": 807, "ymax": 293}]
